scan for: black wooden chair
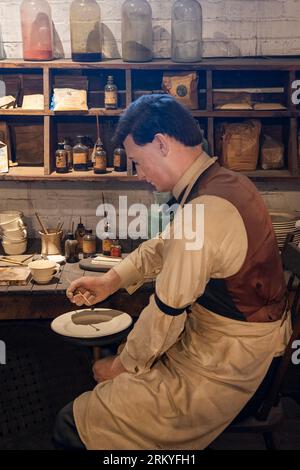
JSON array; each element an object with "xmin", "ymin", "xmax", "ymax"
[{"xmin": 221, "ymin": 241, "xmax": 300, "ymax": 450}]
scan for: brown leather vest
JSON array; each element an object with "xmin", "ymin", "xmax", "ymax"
[{"xmin": 185, "ymin": 162, "xmax": 287, "ymax": 323}]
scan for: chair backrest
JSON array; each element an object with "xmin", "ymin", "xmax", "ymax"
[
  {"xmin": 255, "ymin": 242, "xmax": 300, "ymax": 421},
  {"xmin": 284, "ymin": 227, "xmax": 300, "ymax": 250}
]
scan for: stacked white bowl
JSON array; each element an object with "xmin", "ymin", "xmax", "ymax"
[{"xmin": 0, "ymin": 211, "xmax": 27, "ymax": 255}]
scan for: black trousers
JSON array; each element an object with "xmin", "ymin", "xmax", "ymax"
[{"xmin": 53, "ymin": 401, "xmax": 86, "ymax": 450}]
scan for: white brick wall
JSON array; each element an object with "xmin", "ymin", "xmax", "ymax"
[
  {"xmin": 0, "ymin": 182, "xmax": 155, "ymax": 237},
  {"xmin": 0, "ymin": 0, "xmax": 300, "ymax": 60},
  {"xmin": 1, "ymin": 180, "xmax": 300, "ymax": 238}
]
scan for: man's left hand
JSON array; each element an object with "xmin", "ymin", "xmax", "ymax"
[{"xmin": 93, "ymin": 355, "xmax": 126, "ymax": 383}]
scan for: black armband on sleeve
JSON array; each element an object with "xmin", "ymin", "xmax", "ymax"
[{"xmin": 154, "ymin": 293, "xmax": 191, "ymax": 316}]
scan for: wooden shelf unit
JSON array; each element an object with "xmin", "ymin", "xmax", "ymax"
[
  {"xmin": 0, "ymin": 57, "xmax": 299, "ymax": 181},
  {"xmin": 0, "ymin": 166, "xmax": 138, "ymax": 181}
]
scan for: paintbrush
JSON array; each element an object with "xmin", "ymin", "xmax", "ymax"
[
  {"xmin": 55, "ymin": 220, "xmax": 61, "ymax": 234},
  {"xmin": 35, "ymin": 212, "xmax": 49, "ymax": 234},
  {"xmin": 66, "ymin": 277, "xmax": 98, "ymax": 330},
  {"xmin": 0, "ymin": 257, "xmax": 25, "ymax": 266},
  {"xmin": 66, "ymin": 276, "xmax": 95, "ymax": 309}
]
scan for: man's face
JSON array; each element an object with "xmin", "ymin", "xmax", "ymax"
[{"xmin": 124, "ymin": 134, "xmax": 171, "ymax": 191}]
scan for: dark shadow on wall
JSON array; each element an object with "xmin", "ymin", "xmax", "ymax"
[
  {"xmin": 102, "ymin": 23, "xmax": 120, "ymax": 59},
  {"xmin": 210, "ymin": 32, "xmax": 242, "ymax": 57},
  {"xmin": 53, "ymin": 22, "xmax": 65, "ymax": 59},
  {"xmin": 153, "ymin": 25, "xmax": 171, "ymax": 59}
]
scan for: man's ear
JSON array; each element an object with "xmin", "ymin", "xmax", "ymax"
[{"xmin": 153, "ymin": 133, "xmax": 169, "ymax": 157}]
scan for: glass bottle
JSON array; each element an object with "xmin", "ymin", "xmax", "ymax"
[
  {"xmin": 20, "ymin": 0, "xmax": 54, "ymax": 61},
  {"xmin": 65, "ymin": 232, "xmax": 79, "ymax": 263},
  {"xmin": 102, "ymin": 220, "xmax": 113, "ymax": 256},
  {"xmin": 61, "ymin": 137, "xmax": 73, "ymax": 171},
  {"xmin": 63, "ymin": 139, "xmax": 73, "ymax": 171},
  {"xmin": 104, "ymin": 76, "xmax": 118, "ymax": 110},
  {"xmin": 83, "ymin": 229, "xmax": 96, "ymax": 258},
  {"xmin": 70, "ymin": 0, "xmax": 102, "ymax": 62},
  {"xmin": 113, "ymin": 147, "xmax": 127, "ymax": 172},
  {"xmin": 75, "ymin": 217, "xmax": 86, "ymax": 252},
  {"xmin": 121, "ymin": 0, "xmax": 153, "ymax": 62},
  {"xmin": 171, "ymin": 0, "xmax": 202, "ymax": 63},
  {"xmin": 55, "ymin": 142, "xmax": 68, "ymax": 174},
  {"xmin": 110, "ymin": 239, "xmax": 122, "ymax": 258},
  {"xmin": 93, "ymin": 138, "xmax": 107, "ymax": 174},
  {"xmin": 73, "ymin": 135, "xmax": 89, "ymax": 171}
]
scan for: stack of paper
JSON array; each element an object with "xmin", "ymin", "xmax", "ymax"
[{"xmin": 91, "ymin": 255, "xmax": 122, "ymax": 266}]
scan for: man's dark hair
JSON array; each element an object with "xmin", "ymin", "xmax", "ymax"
[{"xmin": 113, "ymin": 94, "xmax": 203, "ymax": 147}]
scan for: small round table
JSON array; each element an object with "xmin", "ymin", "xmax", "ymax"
[
  {"xmin": 54, "ymin": 326, "xmax": 132, "ymax": 362},
  {"xmin": 50, "ymin": 308, "xmax": 133, "ymax": 362}
]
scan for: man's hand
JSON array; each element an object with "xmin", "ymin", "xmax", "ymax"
[
  {"xmin": 92, "ymin": 355, "xmax": 126, "ymax": 383},
  {"xmin": 66, "ymin": 269, "xmax": 122, "ymax": 306}
]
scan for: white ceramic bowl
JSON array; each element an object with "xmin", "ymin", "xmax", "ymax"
[
  {"xmin": 1, "ymin": 238, "xmax": 27, "ymax": 255},
  {"xmin": 28, "ymin": 260, "xmax": 60, "ymax": 284},
  {"xmin": 0, "ymin": 211, "xmax": 23, "ymax": 224},
  {"xmin": 0, "ymin": 216, "xmax": 25, "ymax": 232},
  {"xmin": 2, "ymin": 227, "xmax": 27, "ymax": 241}
]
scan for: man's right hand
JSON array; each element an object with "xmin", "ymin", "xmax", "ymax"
[{"xmin": 66, "ymin": 269, "xmax": 122, "ymax": 307}]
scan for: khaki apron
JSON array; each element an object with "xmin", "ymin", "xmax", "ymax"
[{"xmin": 73, "ymin": 303, "xmax": 292, "ymax": 450}]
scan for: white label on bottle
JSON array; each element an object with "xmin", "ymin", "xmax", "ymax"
[{"xmin": 105, "ymin": 91, "xmax": 117, "ymax": 105}]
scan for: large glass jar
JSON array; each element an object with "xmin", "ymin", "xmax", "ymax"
[
  {"xmin": 122, "ymin": 0, "xmax": 153, "ymax": 62},
  {"xmin": 70, "ymin": 0, "xmax": 102, "ymax": 62},
  {"xmin": 171, "ymin": 0, "xmax": 202, "ymax": 63},
  {"xmin": 20, "ymin": 0, "xmax": 54, "ymax": 61}
]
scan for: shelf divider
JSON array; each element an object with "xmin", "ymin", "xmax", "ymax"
[{"xmin": 44, "ymin": 115, "xmax": 53, "ymax": 175}]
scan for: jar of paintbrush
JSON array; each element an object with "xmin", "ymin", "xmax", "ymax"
[{"xmin": 35, "ymin": 213, "xmax": 63, "ymax": 255}]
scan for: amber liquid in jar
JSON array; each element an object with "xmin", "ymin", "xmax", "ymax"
[{"xmin": 73, "ymin": 136, "xmax": 89, "ymax": 171}]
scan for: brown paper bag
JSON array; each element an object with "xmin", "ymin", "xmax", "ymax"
[
  {"xmin": 162, "ymin": 72, "xmax": 199, "ymax": 109},
  {"xmin": 260, "ymin": 135, "xmax": 284, "ymax": 170},
  {"xmin": 221, "ymin": 120, "xmax": 261, "ymax": 171}
]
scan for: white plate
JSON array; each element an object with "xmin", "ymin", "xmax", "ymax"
[{"xmin": 51, "ymin": 308, "xmax": 132, "ymax": 339}]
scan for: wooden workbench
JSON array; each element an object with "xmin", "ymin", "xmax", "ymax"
[{"xmin": 0, "ymin": 259, "xmax": 154, "ymax": 321}]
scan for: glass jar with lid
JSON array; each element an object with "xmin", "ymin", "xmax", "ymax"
[
  {"xmin": 65, "ymin": 232, "xmax": 79, "ymax": 263},
  {"xmin": 110, "ymin": 239, "xmax": 122, "ymax": 258},
  {"xmin": 113, "ymin": 147, "xmax": 127, "ymax": 172},
  {"xmin": 104, "ymin": 75, "xmax": 118, "ymax": 110},
  {"xmin": 70, "ymin": 0, "xmax": 102, "ymax": 62},
  {"xmin": 73, "ymin": 136, "xmax": 89, "ymax": 171},
  {"xmin": 20, "ymin": 0, "xmax": 54, "ymax": 60},
  {"xmin": 93, "ymin": 138, "xmax": 107, "ymax": 174},
  {"xmin": 55, "ymin": 142, "xmax": 68, "ymax": 174},
  {"xmin": 171, "ymin": 0, "xmax": 202, "ymax": 63},
  {"xmin": 61, "ymin": 137, "xmax": 73, "ymax": 171},
  {"xmin": 121, "ymin": 0, "xmax": 153, "ymax": 62},
  {"xmin": 75, "ymin": 217, "xmax": 86, "ymax": 252},
  {"xmin": 83, "ymin": 229, "xmax": 96, "ymax": 258}
]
